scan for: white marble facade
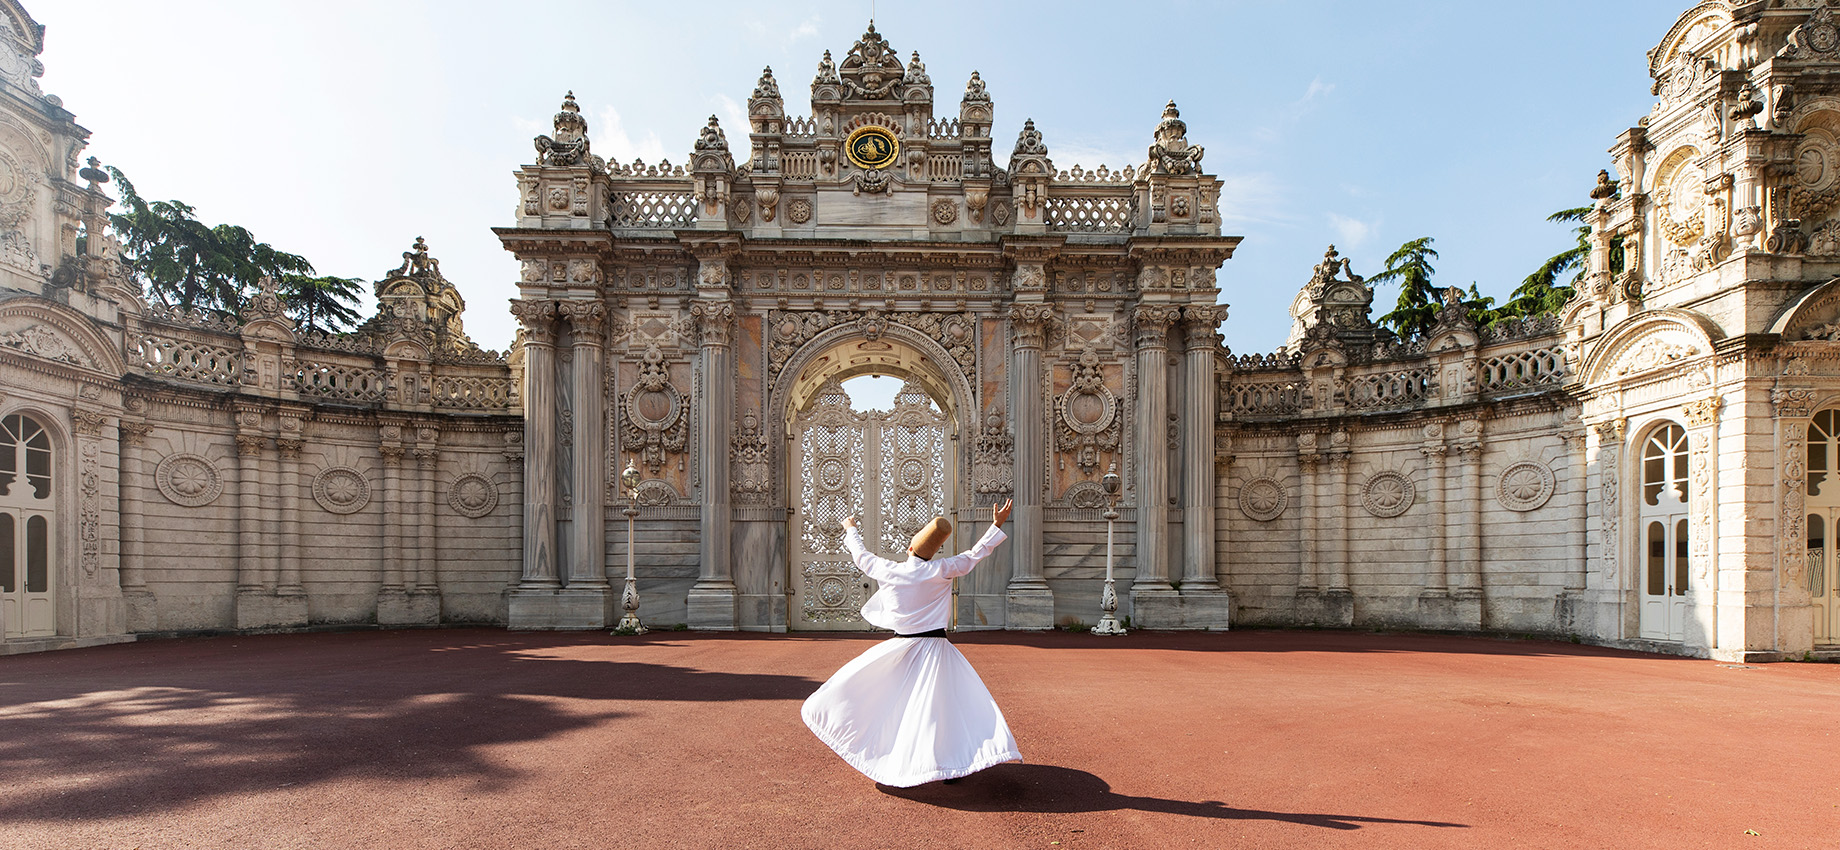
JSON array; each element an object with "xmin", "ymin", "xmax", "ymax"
[{"xmin": 3, "ymin": 2, "xmax": 1836, "ymax": 661}]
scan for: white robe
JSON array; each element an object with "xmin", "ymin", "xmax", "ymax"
[{"xmin": 801, "ymin": 524, "xmax": 1022, "ymax": 787}]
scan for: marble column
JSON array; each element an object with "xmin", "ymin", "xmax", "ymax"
[
  {"xmin": 1006, "ymin": 301, "xmax": 1056, "ymax": 629},
  {"xmin": 1329, "ymin": 450, "xmax": 1351, "ymax": 592},
  {"xmin": 1131, "ymin": 305, "xmax": 1180, "ymax": 587},
  {"xmin": 560, "ymin": 301, "xmax": 609, "ymax": 589},
  {"xmin": 510, "ymin": 299, "xmax": 560, "ymax": 588},
  {"xmin": 415, "ymin": 445, "xmax": 439, "ymax": 591},
  {"xmin": 1180, "ymin": 306, "xmax": 1221, "ymax": 589},
  {"xmin": 379, "ymin": 442, "xmax": 405, "ymax": 591},
  {"xmin": 687, "ymin": 299, "xmax": 738, "ymax": 629},
  {"xmin": 118, "ymin": 420, "xmax": 154, "ymax": 630},
  {"xmin": 233, "ymin": 428, "xmax": 269, "ymax": 629},
  {"xmin": 1454, "ymin": 419, "xmax": 1485, "ymax": 628},
  {"xmin": 1420, "ymin": 444, "xmax": 1449, "ymax": 594},
  {"xmin": 1297, "ymin": 449, "xmax": 1320, "ymax": 593},
  {"xmin": 276, "ymin": 438, "xmax": 304, "ymax": 594}
]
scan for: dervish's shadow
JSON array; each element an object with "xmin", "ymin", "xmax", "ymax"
[{"xmin": 880, "ymin": 764, "xmax": 1468, "ymax": 831}]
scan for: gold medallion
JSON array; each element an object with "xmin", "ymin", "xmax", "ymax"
[{"xmin": 844, "ymin": 126, "xmax": 900, "ymax": 171}]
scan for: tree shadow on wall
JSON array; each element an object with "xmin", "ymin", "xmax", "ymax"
[
  {"xmin": 0, "ymin": 629, "xmax": 818, "ymax": 823},
  {"xmin": 880, "ymin": 764, "xmax": 1469, "ymax": 832}
]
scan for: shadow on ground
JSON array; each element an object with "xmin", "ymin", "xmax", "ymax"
[
  {"xmin": 0, "ymin": 631, "xmax": 817, "ymax": 823},
  {"xmin": 881, "ymin": 764, "xmax": 1469, "ymax": 832}
]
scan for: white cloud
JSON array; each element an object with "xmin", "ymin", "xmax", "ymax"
[
  {"xmin": 593, "ymin": 105, "xmax": 670, "ymax": 166},
  {"xmin": 1327, "ymin": 212, "xmax": 1375, "ymax": 250},
  {"xmin": 713, "ymin": 94, "xmax": 748, "ymax": 137},
  {"xmin": 1214, "ymin": 172, "xmax": 1294, "ymax": 228}
]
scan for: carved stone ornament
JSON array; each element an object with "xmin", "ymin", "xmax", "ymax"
[
  {"xmin": 931, "ymin": 198, "xmax": 958, "ymax": 225},
  {"xmin": 1238, "ymin": 477, "xmax": 1288, "ymax": 522},
  {"xmin": 973, "ymin": 410, "xmax": 1015, "ymax": 496},
  {"xmin": 732, "ymin": 412, "xmax": 772, "ymax": 503},
  {"xmin": 0, "ymin": 323, "xmax": 81, "ymax": 365},
  {"xmin": 1055, "ymin": 347, "xmax": 1120, "ymax": 473},
  {"xmin": 155, "ymin": 452, "xmax": 224, "ymax": 507},
  {"xmin": 1612, "ymin": 337, "xmax": 1699, "ymax": 377},
  {"xmin": 635, "ymin": 478, "xmax": 679, "ymax": 506},
  {"xmin": 447, "ymin": 473, "xmax": 499, "ymax": 518},
  {"xmin": 1065, "ymin": 481, "xmax": 1108, "ymax": 509},
  {"xmin": 787, "ymin": 197, "xmax": 813, "ymax": 224},
  {"xmin": 1496, "ymin": 461, "xmax": 1555, "ymax": 512},
  {"xmin": 621, "ymin": 345, "xmax": 687, "ymax": 474},
  {"xmin": 312, "ymin": 466, "xmax": 372, "ymax": 515},
  {"xmin": 1774, "ymin": 387, "xmax": 1818, "ymax": 418},
  {"xmin": 1361, "ymin": 470, "xmax": 1416, "ymax": 518}
]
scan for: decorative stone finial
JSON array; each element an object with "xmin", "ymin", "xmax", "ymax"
[
  {"xmin": 963, "ymin": 71, "xmax": 990, "ymax": 104},
  {"xmin": 1148, "ymin": 100, "xmax": 1204, "ymax": 175},
  {"xmin": 840, "ymin": 22, "xmax": 904, "ymax": 99},
  {"xmin": 696, "ymin": 116, "xmax": 729, "ymax": 153},
  {"xmin": 1589, "ymin": 170, "xmax": 1618, "ymax": 200},
  {"xmin": 815, "ymin": 50, "xmax": 841, "ymax": 86},
  {"xmin": 535, "ymin": 91, "xmax": 592, "ymax": 167},
  {"xmin": 752, "ymin": 66, "xmax": 781, "ymax": 101},
  {"xmin": 79, "ymin": 156, "xmax": 109, "ymax": 187},
  {"xmin": 1013, "ymin": 119, "xmax": 1049, "ymax": 157},
  {"xmin": 905, "ymin": 51, "xmax": 931, "ymax": 87}
]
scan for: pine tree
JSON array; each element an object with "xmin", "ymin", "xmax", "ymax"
[{"xmin": 1372, "ymin": 237, "xmax": 1441, "ymax": 339}]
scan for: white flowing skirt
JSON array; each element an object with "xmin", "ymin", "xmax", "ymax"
[{"xmin": 802, "ymin": 636, "xmax": 1022, "ymax": 787}]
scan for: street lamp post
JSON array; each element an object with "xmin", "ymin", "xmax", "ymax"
[
  {"xmin": 615, "ymin": 459, "xmax": 647, "ymax": 634},
  {"xmin": 1091, "ymin": 464, "xmax": 1126, "ymax": 636}
]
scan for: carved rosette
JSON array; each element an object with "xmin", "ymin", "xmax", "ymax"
[
  {"xmin": 689, "ymin": 300, "xmax": 737, "ymax": 348},
  {"xmin": 1496, "ymin": 461, "xmax": 1555, "ymax": 512},
  {"xmin": 1238, "ymin": 476, "xmax": 1288, "ymax": 522},
  {"xmin": 448, "ymin": 473, "xmax": 500, "ymax": 518},
  {"xmin": 1362, "ymin": 470, "xmax": 1415, "ymax": 518},
  {"xmin": 620, "ymin": 345, "xmax": 687, "ymax": 474},
  {"xmin": 156, "ymin": 452, "xmax": 224, "ymax": 507},
  {"xmin": 1055, "ymin": 348, "xmax": 1121, "ymax": 474},
  {"xmin": 312, "ymin": 467, "xmax": 372, "ymax": 515},
  {"xmin": 1009, "ymin": 303, "xmax": 1059, "ymax": 349},
  {"xmin": 1131, "ymin": 305, "xmax": 1182, "ymax": 349}
]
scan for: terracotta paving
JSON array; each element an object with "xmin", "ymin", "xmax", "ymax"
[{"xmin": 0, "ymin": 628, "xmax": 1834, "ymax": 849}]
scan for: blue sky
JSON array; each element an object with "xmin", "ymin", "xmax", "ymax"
[{"xmin": 36, "ymin": 0, "xmax": 1685, "ymax": 355}]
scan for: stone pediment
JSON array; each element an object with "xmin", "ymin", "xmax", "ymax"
[
  {"xmin": 1582, "ymin": 309, "xmax": 1722, "ymax": 385},
  {"xmin": 0, "ymin": 299, "xmax": 122, "ymax": 375}
]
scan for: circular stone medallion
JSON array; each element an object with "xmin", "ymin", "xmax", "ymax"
[
  {"xmin": 312, "ymin": 467, "xmax": 371, "ymax": 515},
  {"xmin": 1238, "ymin": 477, "xmax": 1288, "ymax": 522},
  {"xmin": 899, "ymin": 458, "xmax": 928, "ymax": 491},
  {"xmin": 1497, "ymin": 461, "xmax": 1556, "ymax": 512},
  {"xmin": 817, "ymin": 576, "xmax": 850, "ymax": 607},
  {"xmin": 844, "ymin": 125, "xmax": 900, "ymax": 170},
  {"xmin": 1362, "ymin": 471, "xmax": 1416, "ymax": 519},
  {"xmin": 447, "ymin": 473, "xmax": 499, "ymax": 518},
  {"xmin": 155, "ymin": 452, "xmax": 223, "ymax": 507}
]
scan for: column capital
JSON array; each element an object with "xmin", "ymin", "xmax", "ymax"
[
  {"xmin": 509, "ymin": 298, "xmax": 560, "ymax": 338},
  {"xmin": 689, "ymin": 299, "xmax": 737, "ymax": 347},
  {"xmin": 276, "ymin": 438, "xmax": 304, "ymax": 460},
  {"xmin": 235, "ymin": 434, "xmax": 267, "ymax": 457},
  {"xmin": 558, "ymin": 300, "xmax": 607, "ymax": 344},
  {"xmin": 413, "ymin": 448, "xmax": 439, "ymax": 469},
  {"xmin": 120, "ymin": 421, "xmax": 154, "ymax": 446},
  {"xmin": 1772, "ymin": 387, "xmax": 1815, "ymax": 419},
  {"xmin": 1131, "ymin": 304, "xmax": 1182, "ymax": 349},
  {"xmin": 1008, "ymin": 303, "xmax": 1059, "ymax": 349},
  {"xmin": 1182, "ymin": 304, "xmax": 1227, "ymax": 349},
  {"xmin": 380, "ymin": 444, "xmax": 407, "ymax": 464},
  {"xmin": 1682, "ymin": 394, "xmax": 1724, "ymax": 428}
]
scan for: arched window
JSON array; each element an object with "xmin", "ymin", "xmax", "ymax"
[
  {"xmin": 1806, "ymin": 410, "xmax": 1840, "ymax": 644},
  {"xmin": 1, "ymin": 413, "xmax": 55, "ymax": 638},
  {"xmin": 1638, "ymin": 422, "xmax": 1690, "ymax": 642}
]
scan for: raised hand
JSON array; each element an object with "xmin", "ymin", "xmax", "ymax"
[
  {"xmin": 841, "ymin": 515, "xmax": 859, "ymax": 531},
  {"xmin": 992, "ymin": 498, "xmax": 1013, "ymax": 529}
]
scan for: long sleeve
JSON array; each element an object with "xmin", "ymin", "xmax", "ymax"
[
  {"xmin": 935, "ymin": 525, "xmax": 1008, "ymax": 579},
  {"xmin": 843, "ymin": 526, "xmax": 901, "ymax": 582}
]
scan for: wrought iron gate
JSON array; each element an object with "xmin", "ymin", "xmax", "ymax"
[{"xmin": 791, "ymin": 380, "xmax": 950, "ymax": 630}]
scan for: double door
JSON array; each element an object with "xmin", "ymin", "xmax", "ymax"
[
  {"xmin": 1638, "ymin": 514, "xmax": 1690, "ymax": 642},
  {"xmin": 1808, "ymin": 510, "xmax": 1840, "ymax": 645},
  {"xmin": 1, "ymin": 508, "xmax": 53, "ymax": 638},
  {"xmin": 790, "ymin": 380, "xmax": 949, "ymax": 631}
]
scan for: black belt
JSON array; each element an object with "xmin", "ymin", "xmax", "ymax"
[{"xmin": 897, "ymin": 628, "xmax": 949, "ymax": 639}]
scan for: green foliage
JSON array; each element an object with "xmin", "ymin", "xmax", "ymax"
[
  {"xmin": 106, "ymin": 167, "xmax": 365, "ymax": 333},
  {"xmin": 1372, "ymin": 237, "xmax": 1442, "ymax": 339},
  {"xmin": 1495, "ymin": 206, "xmax": 1590, "ymax": 322}
]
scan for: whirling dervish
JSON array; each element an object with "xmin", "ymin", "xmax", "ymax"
[{"xmin": 801, "ymin": 498, "xmax": 1021, "ymax": 787}]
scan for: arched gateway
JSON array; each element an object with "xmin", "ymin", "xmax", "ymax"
[{"xmin": 498, "ymin": 21, "xmax": 1237, "ymax": 632}]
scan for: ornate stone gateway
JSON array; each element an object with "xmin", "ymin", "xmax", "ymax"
[{"xmin": 792, "ymin": 380, "xmax": 950, "ymax": 630}]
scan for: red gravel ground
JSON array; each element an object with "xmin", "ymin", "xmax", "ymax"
[{"xmin": 0, "ymin": 628, "xmax": 1834, "ymax": 850}]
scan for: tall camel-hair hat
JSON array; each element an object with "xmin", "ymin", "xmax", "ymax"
[{"xmin": 909, "ymin": 516, "xmax": 953, "ymax": 560}]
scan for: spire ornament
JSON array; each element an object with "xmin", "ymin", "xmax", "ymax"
[
  {"xmin": 1147, "ymin": 100, "xmax": 1204, "ymax": 175},
  {"xmin": 535, "ymin": 91, "xmax": 594, "ymax": 168}
]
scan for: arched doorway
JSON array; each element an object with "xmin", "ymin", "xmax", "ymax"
[
  {"xmin": 1637, "ymin": 422, "xmax": 1690, "ymax": 642},
  {"xmin": 780, "ymin": 335, "xmax": 964, "ymax": 631},
  {"xmin": 1805, "ymin": 409, "xmax": 1840, "ymax": 645},
  {"xmin": 0, "ymin": 413, "xmax": 55, "ymax": 638}
]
